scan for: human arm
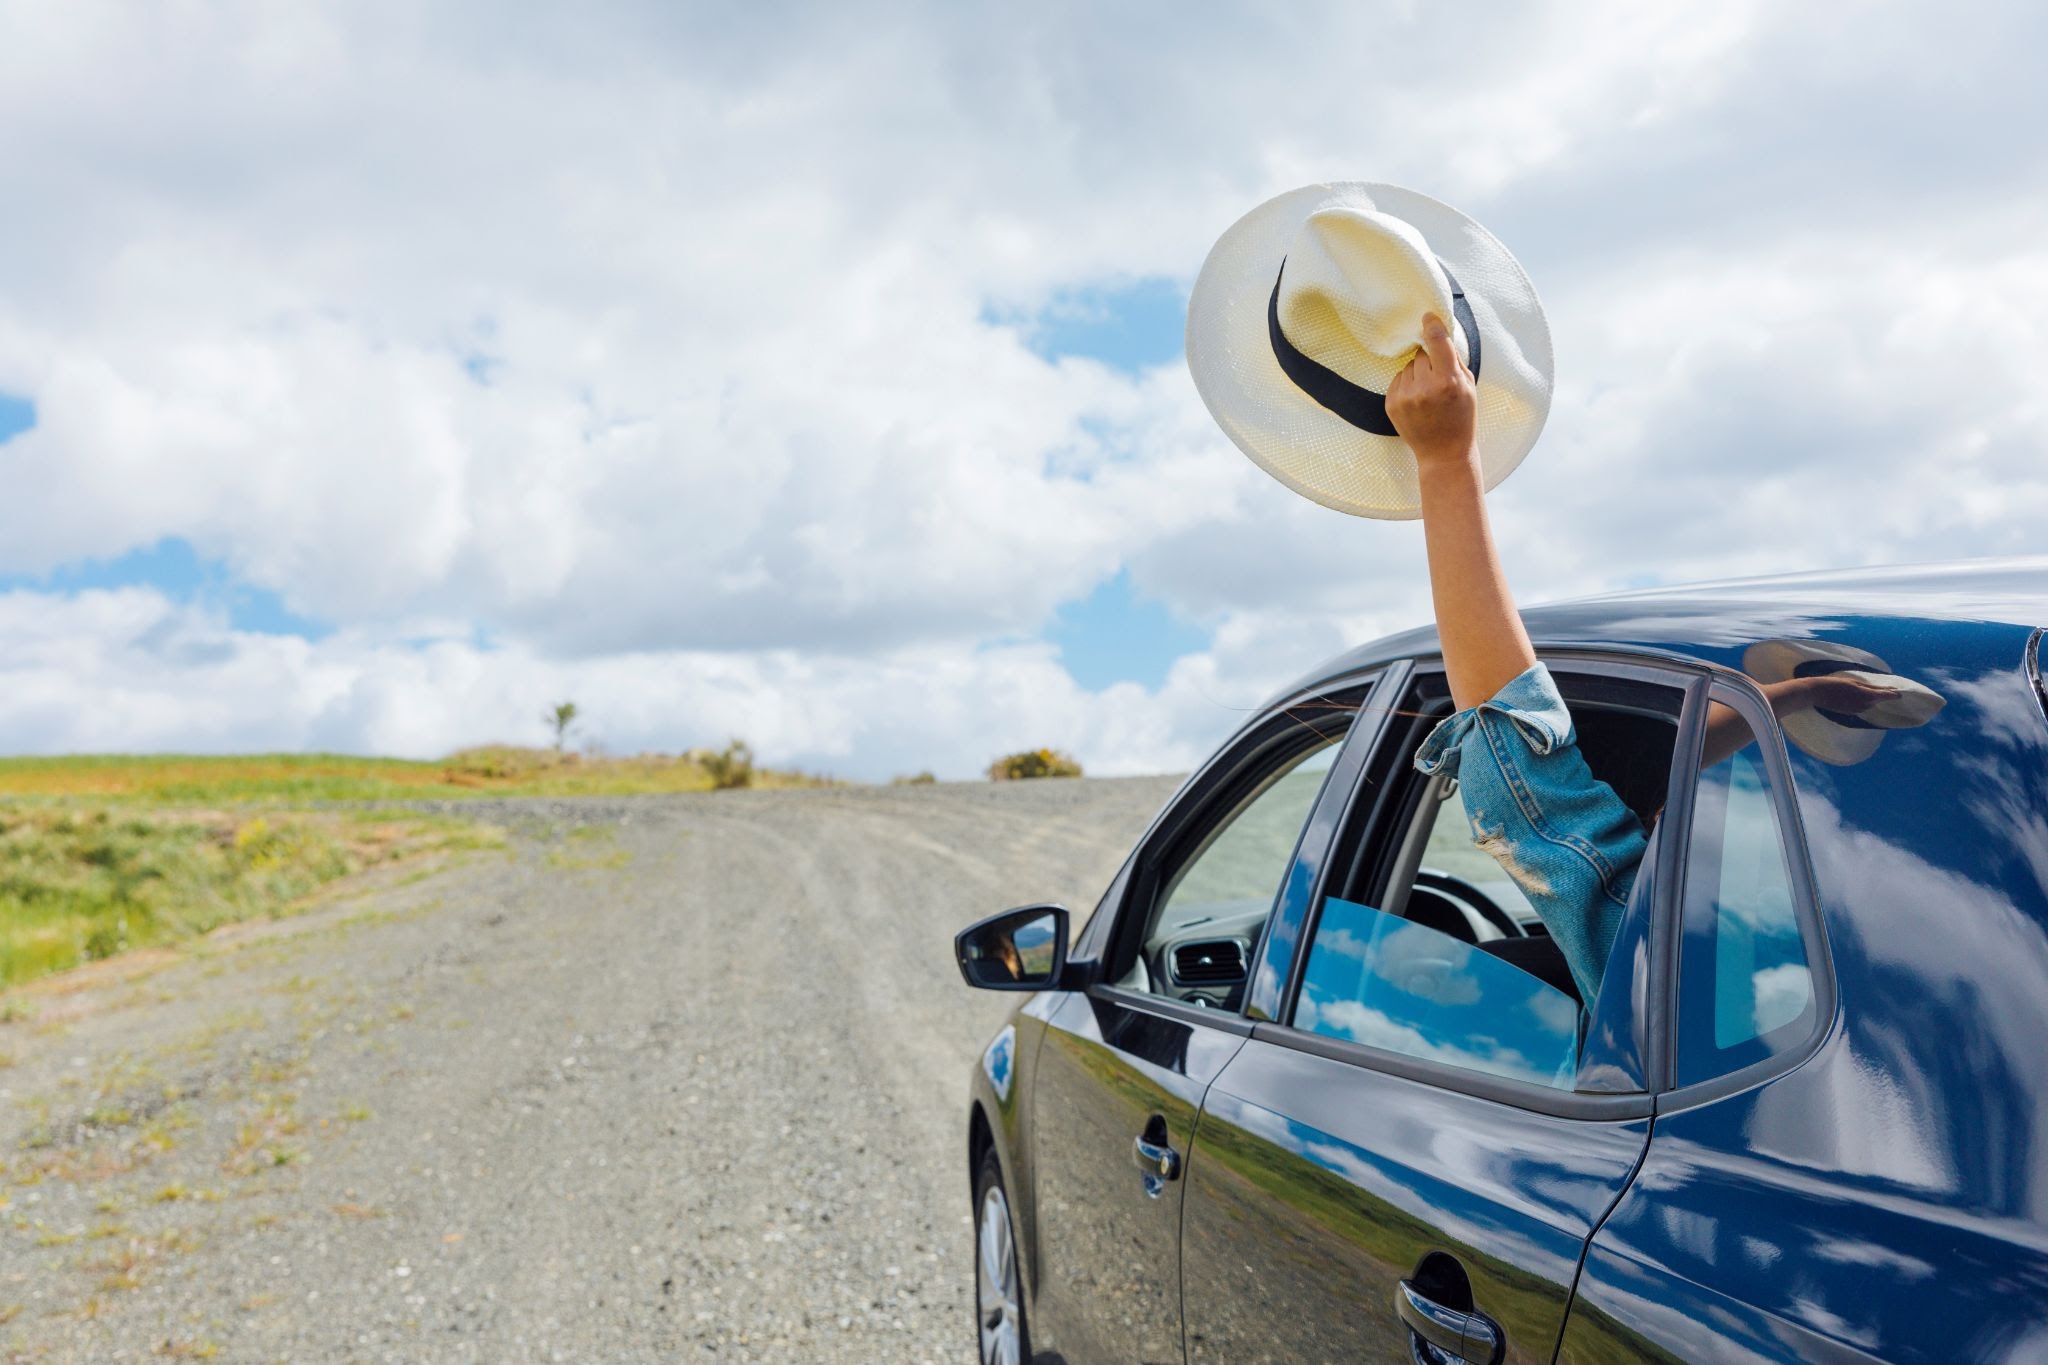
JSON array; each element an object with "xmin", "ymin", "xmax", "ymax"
[
  {"xmin": 1386, "ymin": 313, "xmax": 1535, "ymax": 711},
  {"xmin": 1389, "ymin": 315, "xmax": 1643, "ymax": 1001}
]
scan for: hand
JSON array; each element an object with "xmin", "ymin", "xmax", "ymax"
[
  {"xmin": 1796, "ymin": 674, "xmax": 1902, "ymax": 716},
  {"xmin": 1386, "ymin": 312, "xmax": 1477, "ymax": 471},
  {"xmin": 1760, "ymin": 673, "xmax": 1900, "ymax": 720}
]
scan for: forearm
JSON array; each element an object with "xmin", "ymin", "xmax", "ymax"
[{"xmin": 1419, "ymin": 455, "xmax": 1536, "ymax": 711}]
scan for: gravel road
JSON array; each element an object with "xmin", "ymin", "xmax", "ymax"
[{"xmin": 0, "ymin": 777, "xmax": 1180, "ymax": 1363}]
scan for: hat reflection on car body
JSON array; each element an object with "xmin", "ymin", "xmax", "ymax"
[
  {"xmin": 1186, "ymin": 181, "xmax": 1554, "ymax": 519},
  {"xmin": 1743, "ymin": 639, "xmax": 1947, "ymax": 766}
]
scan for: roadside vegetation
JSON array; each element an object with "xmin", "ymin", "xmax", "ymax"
[
  {"xmin": 0, "ymin": 745, "xmax": 830, "ymax": 805},
  {"xmin": 986, "ymin": 748, "xmax": 1084, "ymax": 780},
  {"xmin": 0, "ymin": 738, "xmax": 834, "ymax": 991},
  {"xmin": 0, "ymin": 806, "xmax": 496, "ymax": 987}
]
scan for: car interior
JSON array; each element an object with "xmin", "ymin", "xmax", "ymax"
[
  {"xmin": 1370, "ymin": 699, "xmax": 1681, "ymax": 1006},
  {"xmin": 1118, "ymin": 668, "xmax": 1683, "ymax": 1022}
]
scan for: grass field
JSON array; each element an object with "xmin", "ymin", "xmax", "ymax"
[
  {"xmin": 0, "ymin": 746, "xmax": 829, "ymax": 805},
  {"xmin": 0, "ymin": 746, "xmax": 831, "ymax": 990},
  {"xmin": 0, "ymin": 805, "xmax": 501, "ymax": 987}
]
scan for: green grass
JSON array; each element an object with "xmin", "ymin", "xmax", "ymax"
[
  {"xmin": 0, "ymin": 806, "xmax": 496, "ymax": 988},
  {"xmin": 0, "ymin": 748, "xmax": 832, "ymax": 805},
  {"xmin": 0, "ymin": 746, "xmax": 835, "ymax": 992}
]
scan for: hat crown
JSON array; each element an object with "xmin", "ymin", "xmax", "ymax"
[
  {"xmin": 1278, "ymin": 193, "xmax": 1458, "ymax": 382},
  {"xmin": 1183, "ymin": 180, "xmax": 1554, "ymax": 520}
]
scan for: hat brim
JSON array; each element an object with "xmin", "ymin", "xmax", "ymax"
[{"xmin": 1186, "ymin": 183, "xmax": 1554, "ymax": 520}]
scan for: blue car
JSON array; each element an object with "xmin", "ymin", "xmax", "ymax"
[{"xmin": 955, "ymin": 559, "xmax": 2048, "ymax": 1364}]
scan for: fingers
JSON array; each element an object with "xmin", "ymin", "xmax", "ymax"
[
  {"xmin": 1386, "ymin": 360, "xmax": 1413, "ymax": 404},
  {"xmin": 1420, "ymin": 312, "xmax": 1460, "ymax": 376}
]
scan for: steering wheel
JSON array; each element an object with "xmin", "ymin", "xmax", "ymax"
[{"xmin": 1413, "ymin": 869, "xmax": 1525, "ymax": 939}]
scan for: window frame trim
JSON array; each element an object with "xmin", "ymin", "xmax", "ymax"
[
  {"xmin": 1652, "ymin": 673, "xmax": 1842, "ymax": 1114},
  {"xmin": 1260, "ymin": 647, "xmax": 1708, "ymax": 1120},
  {"xmin": 1080, "ymin": 669, "xmax": 1385, "ymax": 1002}
]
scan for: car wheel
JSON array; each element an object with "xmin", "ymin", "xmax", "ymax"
[{"xmin": 974, "ymin": 1148, "xmax": 1029, "ymax": 1365}]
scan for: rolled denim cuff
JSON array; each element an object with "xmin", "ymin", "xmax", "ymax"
[{"xmin": 1413, "ymin": 663, "xmax": 1576, "ymax": 778}]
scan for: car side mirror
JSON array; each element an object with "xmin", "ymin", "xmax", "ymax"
[{"xmin": 955, "ymin": 904, "xmax": 1069, "ymax": 991}]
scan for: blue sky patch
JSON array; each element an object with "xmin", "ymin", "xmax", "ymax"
[
  {"xmin": 1048, "ymin": 568, "xmax": 1207, "ymax": 691},
  {"xmin": 990, "ymin": 275, "xmax": 1186, "ymax": 375},
  {"xmin": 0, "ymin": 536, "xmax": 331, "ymax": 639},
  {"xmin": 0, "ymin": 392, "xmax": 35, "ymax": 443}
]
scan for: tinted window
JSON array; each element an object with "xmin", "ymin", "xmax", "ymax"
[
  {"xmin": 1285, "ymin": 666, "xmax": 1684, "ymax": 1093},
  {"xmin": 1293, "ymin": 896, "xmax": 1580, "ymax": 1089},
  {"xmin": 1153, "ymin": 741, "xmax": 1340, "ymax": 939},
  {"xmin": 1127, "ymin": 733, "xmax": 1344, "ymax": 1003},
  {"xmin": 1676, "ymin": 698, "xmax": 1816, "ymax": 1085}
]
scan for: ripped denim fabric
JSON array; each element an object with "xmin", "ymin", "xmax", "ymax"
[{"xmin": 1414, "ymin": 663, "xmax": 1648, "ymax": 1003}]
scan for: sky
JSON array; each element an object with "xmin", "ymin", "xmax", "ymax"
[{"xmin": 0, "ymin": 1, "xmax": 2044, "ymax": 779}]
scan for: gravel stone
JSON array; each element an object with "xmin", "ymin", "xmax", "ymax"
[{"xmin": 0, "ymin": 777, "xmax": 1177, "ymax": 1362}]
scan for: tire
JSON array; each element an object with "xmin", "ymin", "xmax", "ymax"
[{"xmin": 974, "ymin": 1148, "xmax": 1031, "ymax": 1365}]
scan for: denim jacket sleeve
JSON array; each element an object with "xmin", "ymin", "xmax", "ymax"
[{"xmin": 1413, "ymin": 663, "xmax": 1647, "ymax": 1004}]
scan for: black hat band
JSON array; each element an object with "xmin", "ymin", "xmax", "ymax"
[{"xmin": 1267, "ymin": 259, "xmax": 1481, "ymax": 437}]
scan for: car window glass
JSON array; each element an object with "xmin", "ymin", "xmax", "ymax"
[
  {"xmin": 1132, "ymin": 735, "xmax": 1341, "ymax": 1004},
  {"xmin": 1676, "ymin": 705, "xmax": 1815, "ymax": 1085},
  {"xmin": 1293, "ymin": 896, "xmax": 1580, "ymax": 1089},
  {"xmin": 1290, "ymin": 670, "xmax": 1682, "ymax": 1093}
]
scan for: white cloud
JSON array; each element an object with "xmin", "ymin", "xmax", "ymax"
[{"xmin": 0, "ymin": 0, "xmax": 2042, "ymax": 775}]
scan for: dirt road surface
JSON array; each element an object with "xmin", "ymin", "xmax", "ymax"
[{"xmin": 0, "ymin": 777, "xmax": 1179, "ymax": 1363}]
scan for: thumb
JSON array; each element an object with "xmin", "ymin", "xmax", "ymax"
[{"xmin": 1420, "ymin": 312, "xmax": 1460, "ymax": 375}]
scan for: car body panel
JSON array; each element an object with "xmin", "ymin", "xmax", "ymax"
[
  {"xmin": 1563, "ymin": 608, "xmax": 2048, "ymax": 1362},
  {"xmin": 1181, "ymin": 1036, "xmax": 1650, "ymax": 1363},
  {"xmin": 1276, "ymin": 559, "xmax": 2048, "ymax": 702},
  {"xmin": 967, "ymin": 990, "xmax": 1066, "ymax": 1315},
  {"xmin": 1026, "ymin": 987, "xmax": 1248, "ymax": 1363}
]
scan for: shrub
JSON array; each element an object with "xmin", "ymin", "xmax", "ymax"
[
  {"xmin": 698, "ymin": 739, "xmax": 756, "ymax": 790},
  {"xmin": 442, "ymin": 746, "xmax": 577, "ymax": 785},
  {"xmin": 986, "ymin": 748, "xmax": 1083, "ymax": 781},
  {"xmin": 891, "ymin": 771, "xmax": 937, "ymax": 786}
]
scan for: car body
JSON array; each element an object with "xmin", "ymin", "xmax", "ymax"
[{"xmin": 958, "ymin": 558, "xmax": 2048, "ymax": 1364}]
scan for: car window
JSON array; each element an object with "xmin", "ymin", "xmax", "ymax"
[
  {"xmin": 1125, "ymin": 733, "xmax": 1342, "ymax": 1005},
  {"xmin": 1294, "ymin": 896, "xmax": 1580, "ymax": 1088},
  {"xmin": 1414, "ymin": 791, "xmax": 1537, "ymax": 929},
  {"xmin": 1286, "ymin": 667, "xmax": 1682, "ymax": 1093},
  {"xmin": 1675, "ymin": 698, "xmax": 1816, "ymax": 1085}
]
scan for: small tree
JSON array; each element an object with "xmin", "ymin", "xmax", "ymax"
[{"xmin": 545, "ymin": 700, "xmax": 580, "ymax": 753}]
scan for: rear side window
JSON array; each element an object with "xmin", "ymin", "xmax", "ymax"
[{"xmin": 1675, "ymin": 689, "xmax": 1818, "ymax": 1086}]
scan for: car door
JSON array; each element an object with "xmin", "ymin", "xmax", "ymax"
[
  {"xmin": 1026, "ymin": 673, "xmax": 1386, "ymax": 1365},
  {"xmin": 1178, "ymin": 657, "xmax": 1696, "ymax": 1364},
  {"xmin": 1558, "ymin": 664, "xmax": 2048, "ymax": 1362}
]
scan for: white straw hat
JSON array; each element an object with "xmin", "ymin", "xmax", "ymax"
[
  {"xmin": 1742, "ymin": 640, "xmax": 1947, "ymax": 766},
  {"xmin": 1186, "ymin": 182, "xmax": 1553, "ymax": 520}
]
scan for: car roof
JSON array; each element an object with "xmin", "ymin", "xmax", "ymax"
[{"xmin": 1284, "ymin": 555, "xmax": 2048, "ymax": 697}]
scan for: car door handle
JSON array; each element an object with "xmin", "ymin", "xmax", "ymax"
[
  {"xmin": 1132, "ymin": 1134, "xmax": 1181, "ymax": 1183},
  {"xmin": 1394, "ymin": 1279, "xmax": 1503, "ymax": 1365}
]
